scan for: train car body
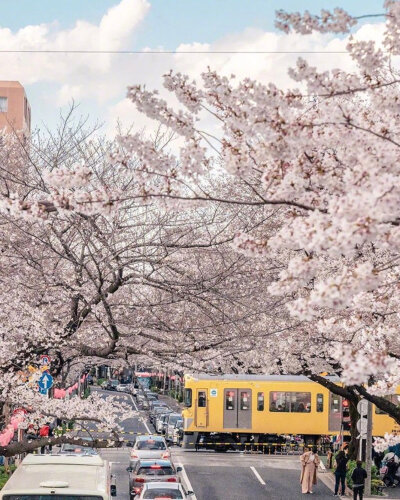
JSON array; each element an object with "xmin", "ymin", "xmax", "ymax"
[{"xmin": 181, "ymin": 374, "xmax": 400, "ymax": 448}]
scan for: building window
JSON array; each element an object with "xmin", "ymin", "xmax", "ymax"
[
  {"xmin": 269, "ymin": 392, "xmax": 311, "ymax": 412},
  {"xmin": 257, "ymin": 392, "xmax": 264, "ymax": 411},
  {"xmin": 317, "ymin": 394, "xmax": 324, "ymax": 412},
  {"xmin": 226, "ymin": 390, "xmax": 235, "ymax": 410},
  {"xmin": 184, "ymin": 388, "xmax": 192, "ymax": 408},
  {"xmin": 0, "ymin": 97, "xmax": 7, "ymax": 112}
]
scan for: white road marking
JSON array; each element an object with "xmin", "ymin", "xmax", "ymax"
[
  {"xmin": 177, "ymin": 463, "xmax": 197, "ymax": 500},
  {"xmin": 129, "ymin": 394, "xmax": 151, "ymax": 434},
  {"xmin": 129, "ymin": 394, "xmax": 138, "ymax": 411},
  {"xmin": 250, "ymin": 466, "xmax": 266, "ymax": 485}
]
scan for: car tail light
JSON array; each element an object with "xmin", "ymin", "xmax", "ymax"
[
  {"xmin": 161, "ymin": 452, "xmax": 170, "ymax": 459},
  {"xmin": 130, "ymin": 452, "xmax": 138, "ymax": 458},
  {"xmin": 167, "ymin": 478, "xmax": 177, "ymax": 482},
  {"xmin": 135, "ymin": 478, "xmax": 145, "ymax": 483},
  {"xmin": 150, "ymin": 465, "xmax": 161, "ymax": 469}
]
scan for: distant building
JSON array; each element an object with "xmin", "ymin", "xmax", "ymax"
[{"xmin": 0, "ymin": 81, "xmax": 31, "ymax": 135}]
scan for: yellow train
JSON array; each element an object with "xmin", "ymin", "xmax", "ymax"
[{"xmin": 181, "ymin": 374, "xmax": 400, "ymax": 448}]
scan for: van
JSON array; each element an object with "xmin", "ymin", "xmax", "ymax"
[{"xmin": 0, "ymin": 453, "xmax": 116, "ymax": 500}]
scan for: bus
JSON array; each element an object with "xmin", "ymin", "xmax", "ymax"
[{"xmin": 0, "ymin": 454, "xmax": 116, "ymax": 500}]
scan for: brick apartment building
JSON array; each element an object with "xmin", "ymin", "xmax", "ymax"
[{"xmin": 0, "ymin": 81, "xmax": 31, "ymax": 135}]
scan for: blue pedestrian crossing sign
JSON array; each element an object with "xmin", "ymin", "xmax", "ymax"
[{"xmin": 38, "ymin": 372, "xmax": 53, "ymax": 391}]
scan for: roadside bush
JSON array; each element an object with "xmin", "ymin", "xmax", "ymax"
[
  {"xmin": 0, "ymin": 465, "xmax": 16, "ymax": 489},
  {"xmin": 97, "ymin": 378, "xmax": 106, "ymax": 386},
  {"xmin": 346, "ymin": 460, "xmax": 383, "ymax": 495}
]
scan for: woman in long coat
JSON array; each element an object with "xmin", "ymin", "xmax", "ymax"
[{"xmin": 300, "ymin": 446, "xmax": 320, "ymax": 494}]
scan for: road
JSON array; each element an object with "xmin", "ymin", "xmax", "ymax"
[{"xmin": 94, "ymin": 388, "xmax": 335, "ymax": 499}]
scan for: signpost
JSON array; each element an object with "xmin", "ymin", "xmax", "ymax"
[{"xmin": 357, "ymin": 399, "xmax": 372, "ymax": 496}]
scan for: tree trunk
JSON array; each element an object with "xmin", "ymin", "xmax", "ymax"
[{"xmin": 348, "ymin": 400, "xmax": 359, "ymax": 461}]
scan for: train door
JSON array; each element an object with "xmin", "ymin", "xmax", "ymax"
[
  {"xmin": 223, "ymin": 388, "xmax": 252, "ymax": 429},
  {"xmin": 195, "ymin": 389, "xmax": 208, "ymax": 427},
  {"xmin": 328, "ymin": 393, "xmax": 342, "ymax": 432}
]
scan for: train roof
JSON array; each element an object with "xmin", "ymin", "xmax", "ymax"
[{"xmin": 186, "ymin": 374, "xmax": 340, "ymax": 382}]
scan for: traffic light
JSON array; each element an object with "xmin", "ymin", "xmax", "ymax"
[{"xmin": 342, "ymin": 399, "xmax": 351, "ymax": 431}]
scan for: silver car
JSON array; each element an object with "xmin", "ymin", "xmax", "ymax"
[
  {"xmin": 165, "ymin": 414, "xmax": 183, "ymax": 443},
  {"xmin": 130, "ymin": 435, "xmax": 170, "ymax": 467},
  {"xmin": 128, "ymin": 459, "xmax": 181, "ymax": 499},
  {"xmin": 137, "ymin": 482, "xmax": 194, "ymax": 499},
  {"xmin": 155, "ymin": 411, "xmax": 173, "ymax": 434}
]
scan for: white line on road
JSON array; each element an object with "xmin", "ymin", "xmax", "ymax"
[
  {"xmin": 177, "ymin": 463, "xmax": 197, "ymax": 500},
  {"xmin": 129, "ymin": 394, "xmax": 151, "ymax": 434},
  {"xmin": 250, "ymin": 466, "xmax": 266, "ymax": 485}
]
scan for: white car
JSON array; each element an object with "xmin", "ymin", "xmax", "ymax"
[
  {"xmin": 165, "ymin": 414, "xmax": 183, "ymax": 443},
  {"xmin": 137, "ymin": 482, "xmax": 194, "ymax": 499},
  {"xmin": 129, "ymin": 435, "xmax": 170, "ymax": 467},
  {"xmin": 116, "ymin": 384, "xmax": 130, "ymax": 392}
]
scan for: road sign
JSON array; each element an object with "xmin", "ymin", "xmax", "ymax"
[
  {"xmin": 357, "ymin": 399, "xmax": 368, "ymax": 417},
  {"xmin": 39, "ymin": 387, "xmax": 48, "ymax": 395},
  {"xmin": 357, "ymin": 418, "xmax": 368, "ymax": 436},
  {"xmin": 40, "ymin": 355, "xmax": 51, "ymax": 366},
  {"xmin": 38, "ymin": 372, "xmax": 53, "ymax": 391}
]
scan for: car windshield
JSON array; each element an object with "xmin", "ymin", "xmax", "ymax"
[
  {"xmin": 111, "ymin": 380, "xmax": 119, "ymax": 386},
  {"xmin": 138, "ymin": 466, "xmax": 174, "ymax": 476},
  {"xmin": 136, "ymin": 440, "xmax": 166, "ymax": 450},
  {"xmin": 168, "ymin": 416, "xmax": 180, "ymax": 425},
  {"xmin": 143, "ymin": 489, "xmax": 183, "ymax": 499}
]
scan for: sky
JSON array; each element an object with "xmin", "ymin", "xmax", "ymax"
[{"xmin": 0, "ymin": 0, "xmax": 387, "ymax": 135}]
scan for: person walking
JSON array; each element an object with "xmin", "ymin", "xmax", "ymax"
[
  {"xmin": 300, "ymin": 446, "xmax": 320, "ymax": 494},
  {"xmin": 334, "ymin": 449, "xmax": 348, "ymax": 496},
  {"xmin": 351, "ymin": 461, "xmax": 367, "ymax": 500}
]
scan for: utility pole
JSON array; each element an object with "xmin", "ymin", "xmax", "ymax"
[{"xmin": 365, "ymin": 400, "xmax": 373, "ymax": 496}]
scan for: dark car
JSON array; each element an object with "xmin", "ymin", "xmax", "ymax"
[
  {"xmin": 106, "ymin": 379, "xmax": 120, "ymax": 391},
  {"xmin": 127, "ymin": 459, "xmax": 182, "ymax": 499}
]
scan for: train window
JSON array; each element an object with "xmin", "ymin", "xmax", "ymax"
[
  {"xmin": 226, "ymin": 390, "xmax": 235, "ymax": 410},
  {"xmin": 317, "ymin": 394, "xmax": 323, "ymax": 412},
  {"xmin": 269, "ymin": 392, "xmax": 311, "ymax": 412},
  {"xmin": 375, "ymin": 395, "xmax": 400, "ymax": 414},
  {"xmin": 257, "ymin": 392, "xmax": 264, "ymax": 411},
  {"xmin": 330, "ymin": 394, "xmax": 340, "ymax": 413},
  {"xmin": 240, "ymin": 391, "xmax": 250, "ymax": 410},
  {"xmin": 184, "ymin": 388, "xmax": 192, "ymax": 408},
  {"xmin": 198, "ymin": 391, "xmax": 207, "ymax": 408}
]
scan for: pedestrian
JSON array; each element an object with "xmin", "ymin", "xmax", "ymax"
[
  {"xmin": 351, "ymin": 461, "xmax": 367, "ymax": 500},
  {"xmin": 300, "ymin": 445, "xmax": 320, "ymax": 494},
  {"xmin": 333, "ymin": 448, "xmax": 348, "ymax": 496},
  {"xmin": 39, "ymin": 424, "xmax": 50, "ymax": 454}
]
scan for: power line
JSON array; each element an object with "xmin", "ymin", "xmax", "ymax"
[{"xmin": 0, "ymin": 49, "xmax": 351, "ymax": 54}]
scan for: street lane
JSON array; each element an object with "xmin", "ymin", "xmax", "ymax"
[{"xmin": 92, "ymin": 388, "xmax": 335, "ymax": 499}]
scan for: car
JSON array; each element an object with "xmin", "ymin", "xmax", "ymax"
[
  {"xmin": 106, "ymin": 379, "xmax": 120, "ymax": 391},
  {"xmin": 59, "ymin": 438, "xmax": 98, "ymax": 455},
  {"xmin": 149, "ymin": 403, "xmax": 169, "ymax": 423},
  {"xmin": 129, "ymin": 435, "xmax": 170, "ymax": 467},
  {"xmin": 155, "ymin": 411, "xmax": 173, "ymax": 434},
  {"xmin": 136, "ymin": 482, "xmax": 194, "ymax": 499},
  {"xmin": 127, "ymin": 459, "xmax": 182, "ymax": 499},
  {"xmin": 164, "ymin": 414, "xmax": 183, "ymax": 443},
  {"xmin": 172, "ymin": 420, "xmax": 183, "ymax": 445},
  {"xmin": 116, "ymin": 383, "xmax": 130, "ymax": 392}
]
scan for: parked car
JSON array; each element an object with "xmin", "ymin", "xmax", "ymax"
[
  {"xmin": 136, "ymin": 482, "xmax": 194, "ymax": 499},
  {"xmin": 106, "ymin": 379, "xmax": 120, "ymax": 391},
  {"xmin": 129, "ymin": 435, "xmax": 170, "ymax": 467},
  {"xmin": 164, "ymin": 414, "xmax": 183, "ymax": 443},
  {"xmin": 127, "ymin": 459, "xmax": 182, "ymax": 499}
]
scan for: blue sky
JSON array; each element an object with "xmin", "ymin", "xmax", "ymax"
[{"xmin": 0, "ymin": 0, "xmax": 386, "ymax": 133}]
